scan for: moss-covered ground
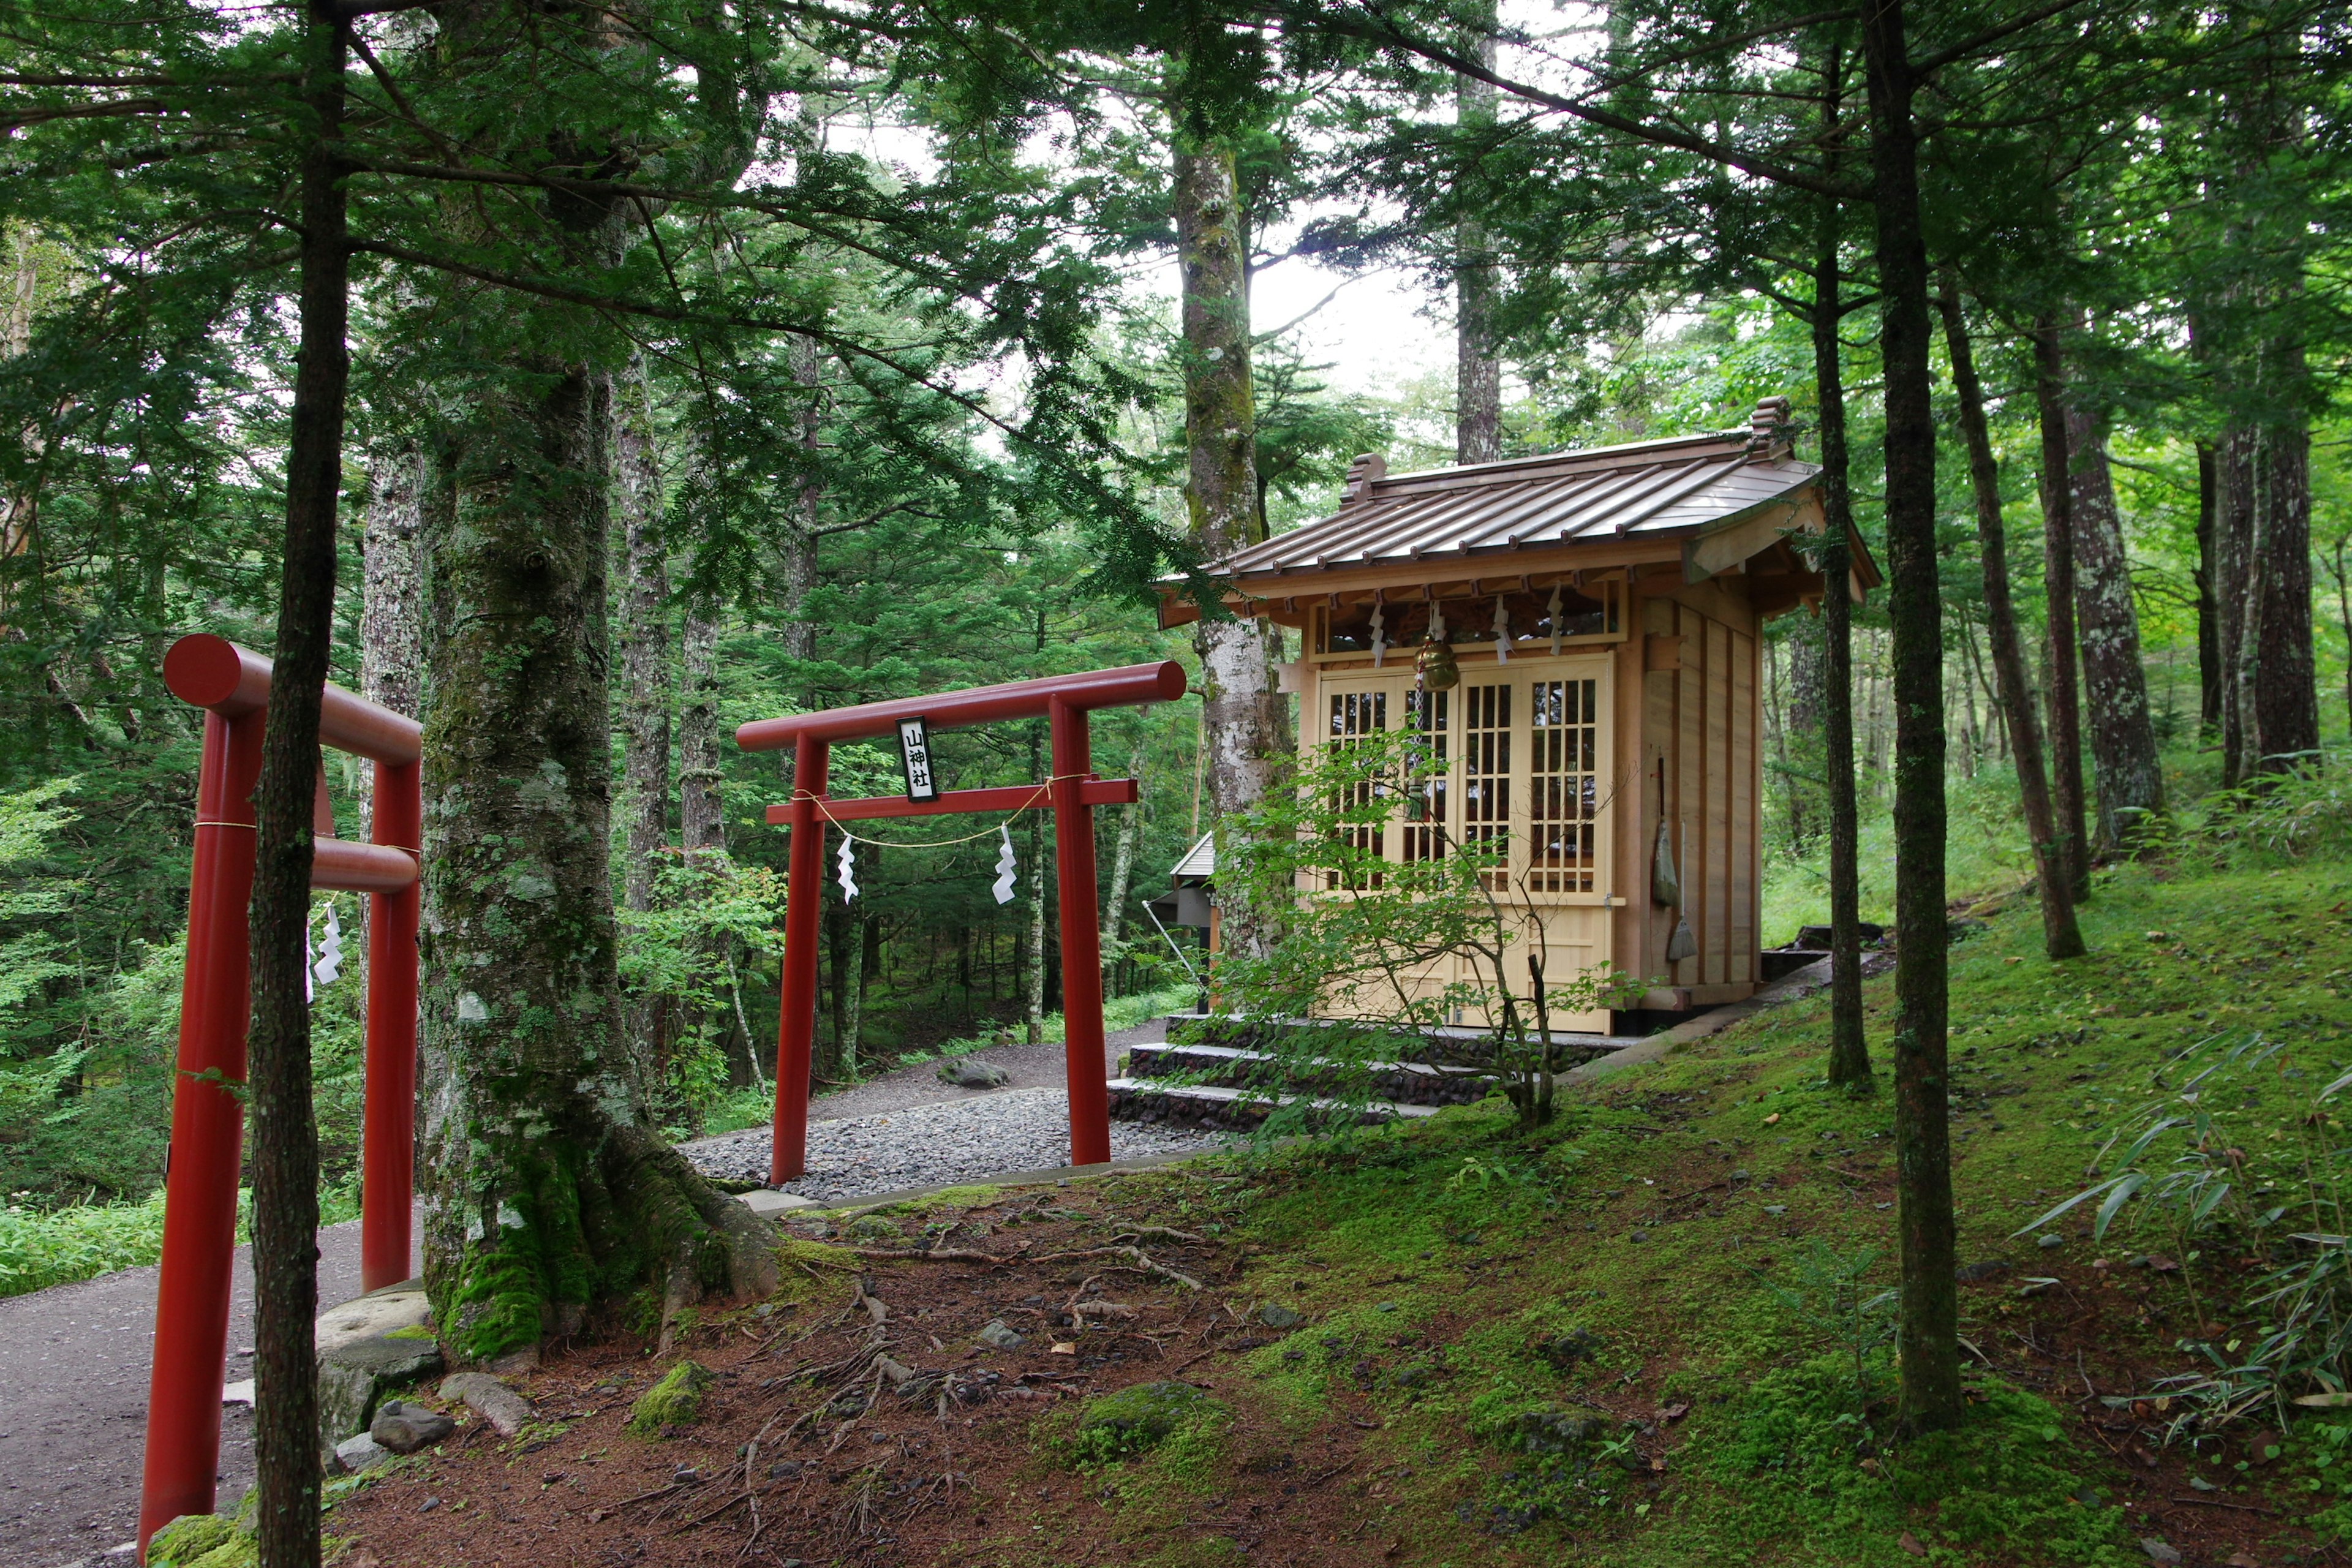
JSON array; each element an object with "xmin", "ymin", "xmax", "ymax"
[{"xmin": 331, "ymin": 855, "xmax": 2351, "ymax": 1567}]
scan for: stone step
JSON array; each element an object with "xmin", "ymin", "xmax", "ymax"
[
  {"xmin": 1104, "ymin": 1077, "xmax": 1441, "ymax": 1133},
  {"xmin": 1126, "ymin": 1040, "xmax": 1501, "ymax": 1107},
  {"xmin": 1161, "ymin": 1014, "xmax": 1645, "ymax": 1071}
]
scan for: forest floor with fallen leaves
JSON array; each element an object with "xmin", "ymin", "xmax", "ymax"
[{"xmin": 325, "ymin": 856, "xmax": 2352, "ymax": 1568}]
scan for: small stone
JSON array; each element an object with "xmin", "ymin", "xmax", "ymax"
[
  {"xmin": 1535, "ymin": 1329, "xmax": 1605, "ymax": 1370},
  {"xmin": 767, "ymin": 1460, "xmax": 804, "ymax": 1480},
  {"xmin": 1629, "ymin": 1231, "xmax": 1650, "ymax": 1242},
  {"xmin": 371, "ymin": 1400, "xmax": 456, "ymax": 1453},
  {"xmin": 1762, "ymin": 1206, "xmax": 1787, "ymax": 1217},
  {"xmin": 2139, "ymin": 1540, "xmax": 2182, "ymax": 1566},
  {"xmin": 938, "ymin": 1058, "xmax": 1012, "ymax": 1088},
  {"xmin": 1376, "ymin": 1302, "xmax": 1396, "ymax": 1313},
  {"xmin": 977, "ymin": 1319, "xmax": 1027, "ymax": 1350},
  {"xmin": 674, "ymin": 1465, "xmax": 699, "ymax": 1484},
  {"xmin": 418, "ymin": 1496, "xmax": 441, "ymax": 1513},
  {"xmin": 1257, "ymin": 1303, "xmax": 1305, "ymax": 1330},
  {"xmin": 1955, "ymin": 1260, "xmax": 2012, "ymax": 1284},
  {"xmin": 739, "ymin": 1189, "xmax": 819, "ymax": 1217},
  {"xmin": 334, "ymin": 1431, "xmax": 393, "ymax": 1471},
  {"xmin": 2037, "ymin": 1234, "xmax": 2066, "ymax": 1250},
  {"xmin": 439, "ymin": 1372, "xmax": 536, "ymax": 1436}
]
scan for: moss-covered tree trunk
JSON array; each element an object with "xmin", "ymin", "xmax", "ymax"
[
  {"xmin": 2064, "ymin": 405, "xmax": 2164, "ymax": 851},
  {"xmin": 615, "ymin": 358, "xmax": 673, "ymax": 1093},
  {"xmin": 418, "ymin": 349, "xmax": 777, "ymax": 1360},
  {"xmin": 2031, "ymin": 323, "xmax": 2091, "ymax": 899},
  {"xmin": 1175, "ymin": 134, "xmax": 1284, "ymax": 962},
  {"xmin": 415, "ymin": 10, "xmax": 773, "ymax": 1365}
]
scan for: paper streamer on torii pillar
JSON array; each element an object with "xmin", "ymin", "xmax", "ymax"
[{"xmin": 837, "ymin": 834, "xmax": 859, "ymax": 903}]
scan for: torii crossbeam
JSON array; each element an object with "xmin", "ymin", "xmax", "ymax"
[{"xmin": 737, "ymin": 661, "xmax": 1186, "ymax": 1185}]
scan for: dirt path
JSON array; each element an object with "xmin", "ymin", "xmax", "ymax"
[
  {"xmin": 0, "ymin": 1011, "xmax": 1178, "ymax": 1567},
  {"xmin": 0, "ymin": 1216, "xmax": 383, "ymax": 1568}
]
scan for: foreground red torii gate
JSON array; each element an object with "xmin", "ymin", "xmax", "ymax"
[
  {"xmin": 737, "ymin": 661, "xmax": 1186, "ymax": 1183},
  {"xmin": 139, "ymin": 635, "xmax": 422, "ymax": 1551}
]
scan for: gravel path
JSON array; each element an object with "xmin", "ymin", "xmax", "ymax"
[
  {"xmin": 785, "ymin": 1014, "xmax": 1171, "ymax": 1121},
  {"xmin": 682, "ymin": 1085, "xmax": 1231, "ymax": 1203}
]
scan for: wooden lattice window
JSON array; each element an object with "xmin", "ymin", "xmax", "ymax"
[
  {"xmin": 1402, "ymin": 688, "xmax": 1448, "ymax": 862},
  {"xmin": 1528, "ymin": 677, "xmax": 1600, "ymax": 893},
  {"xmin": 1326, "ymin": 690, "xmax": 1385, "ymax": 887},
  {"xmin": 1461, "ymin": 681, "xmax": 1511, "ymax": 889}
]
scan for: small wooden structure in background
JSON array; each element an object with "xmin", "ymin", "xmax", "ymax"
[{"xmin": 1160, "ymin": 398, "xmax": 1878, "ymax": 1028}]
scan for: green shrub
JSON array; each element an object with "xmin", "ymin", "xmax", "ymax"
[{"xmin": 0, "ymin": 1188, "xmax": 171, "ymax": 1295}]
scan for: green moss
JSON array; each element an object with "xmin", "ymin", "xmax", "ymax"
[
  {"xmin": 146, "ymin": 1512, "xmax": 254, "ymax": 1568},
  {"xmin": 627, "ymin": 1359, "xmax": 715, "ymax": 1437},
  {"xmin": 383, "ymin": 1324, "xmax": 437, "ymax": 1341},
  {"xmin": 1066, "ymin": 1381, "xmax": 1223, "ymax": 1465}
]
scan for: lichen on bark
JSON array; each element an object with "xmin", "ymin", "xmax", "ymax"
[
  {"xmin": 1174, "ymin": 131, "xmax": 1286, "ymax": 962},
  {"xmin": 414, "ymin": 288, "xmax": 774, "ymax": 1370}
]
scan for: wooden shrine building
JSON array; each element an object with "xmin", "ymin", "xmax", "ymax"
[{"xmin": 1158, "ymin": 397, "xmax": 1879, "ymax": 1029}]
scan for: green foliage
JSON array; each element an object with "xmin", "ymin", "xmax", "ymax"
[
  {"xmin": 1212, "ymin": 731, "xmax": 1646, "ymax": 1133},
  {"xmin": 2021, "ymin": 1028, "xmax": 2352, "ymax": 1429},
  {"xmin": 0, "ymin": 1178, "xmax": 360, "ymax": 1301},
  {"xmin": 0, "ymin": 1186, "xmax": 170, "ymax": 1297},
  {"xmin": 1763, "ymin": 1239, "xmax": 1899, "ymax": 1411}
]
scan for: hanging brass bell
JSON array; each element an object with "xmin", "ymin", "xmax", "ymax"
[{"xmin": 1415, "ymin": 631, "xmax": 1460, "ymax": 691}]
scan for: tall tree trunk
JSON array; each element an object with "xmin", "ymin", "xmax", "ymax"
[
  {"xmin": 1808, "ymin": 59, "xmax": 1868, "ymax": 1095},
  {"xmin": 1453, "ymin": 3, "xmax": 1502, "ymax": 467},
  {"xmin": 1023, "ymin": 810, "xmax": 1047, "ymax": 1044},
  {"xmin": 1861, "ymin": 0, "xmax": 1960, "ymax": 1433},
  {"xmin": 614, "ymin": 360, "xmax": 672, "ymax": 1092},
  {"xmin": 2331, "ymin": 538, "xmax": 2352, "ymax": 738},
  {"xmin": 1100, "ymin": 740, "xmax": 1145, "ymax": 968},
  {"xmin": 417, "ymin": 39, "xmax": 774, "ymax": 1360},
  {"xmin": 2195, "ymin": 443, "xmax": 2223, "ymax": 738},
  {"xmin": 1784, "ymin": 619, "xmax": 1825, "ymax": 850},
  {"xmin": 2032, "ymin": 323, "xmax": 2090, "ymax": 898},
  {"xmin": 251, "ymin": 11, "xmax": 345, "ymax": 1561},
  {"xmin": 358, "ymin": 445, "xmax": 426, "ymax": 844},
  {"xmin": 2252, "ymin": 416, "xmax": 2319, "ymax": 774},
  {"xmin": 1937, "ymin": 284, "xmax": 2086, "ymax": 960},
  {"xmin": 782, "ymin": 336, "xmax": 824, "ymax": 668},
  {"xmin": 677, "ymin": 605, "xmax": 740, "ymax": 1080},
  {"xmin": 1174, "ymin": 135, "xmax": 1283, "ymax": 963},
  {"xmin": 360, "ymin": 450, "xmax": 425, "ymax": 726},
  {"xmin": 2064, "ymin": 405, "xmax": 2165, "ymax": 850},
  {"xmin": 678, "ymin": 609, "xmax": 724, "ymax": 856}
]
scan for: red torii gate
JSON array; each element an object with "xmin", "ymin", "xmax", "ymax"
[
  {"xmin": 139, "ymin": 635, "xmax": 422, "ymax": 1551},
  {"xmin": 737, "ymin": 661, "xmax": 1186, "ymax": 1183}
]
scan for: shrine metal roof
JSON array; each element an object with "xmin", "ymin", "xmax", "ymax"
[{"xmin": 1204, "ymin": 410, "xmax": 1822, "ymax": 584}]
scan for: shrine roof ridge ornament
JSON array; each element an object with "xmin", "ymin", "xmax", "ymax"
[{"xmin": 734, "ymin": 660, "xmax": 1186, "ymax": 752}]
